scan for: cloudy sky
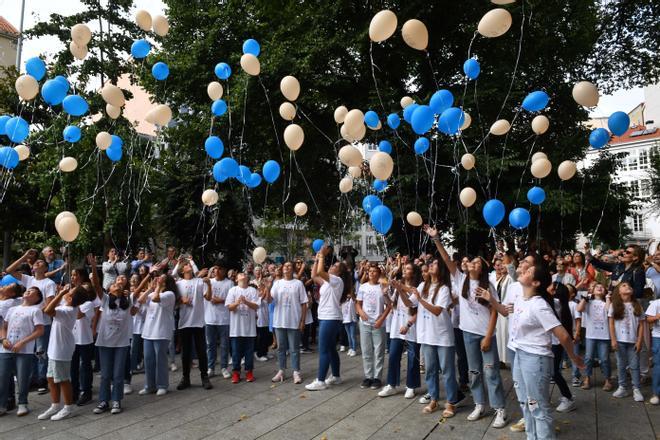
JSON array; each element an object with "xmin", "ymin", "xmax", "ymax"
[{"xmin": 0, "ymin": 0, "xmax": 646, "ymax": 117}]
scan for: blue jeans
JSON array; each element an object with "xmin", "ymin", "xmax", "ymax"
[
  {"xmin": 454, "ymin": 328, "xmax": 469, "ymax": 386},
  {"xmin": 571, "ymin": 340, "xmax": 582, "ymax": 379},
  {"xmin": 131, "ymin": 334, "xmax": 143, "ymax": 371},
  {"xmin": 584, "ymin": 338, "xmax": 611, "ymax": 378},
  {"xmin": 513, "ymin": 350, "xmax": 555, "ymax": 440},
  {"xmin": 344, "ymin": 322, "xmax": 357, "ymax": 351},
  {"xmin": 275, "ymin": 328, "xmax": 301, "ymax": 371},
  {"xmin": 463, "ymin": 331, "xmax": 505, "ymax": 408},
  {"xmin": 34, "ymin": 324, "xmax": 51, "ymax": 383},
  {"xmin": 71, "ymin": 343, "xmax": 94, "ymax": 396},
  {"xmin": 616, "ymin": 342, "xmax": 640, "ymax": 389},
  {"xmin": 422, "ymin": 344, "xmax": 458, "ymax": 403},
  {"xmin": 206, "ymin": 324, "xmax": 229, "ymax": 371},
  {"xmin": 652, "ymin": 337, "xmax": 660, "ymax": 397},
  {"xmin": 317, "ymin": 320, "xmax": 341, "ymax": 381},
  {"xmin": 0, "ymin": 353, "xmax": 32, "ymax": 406},
  {"xmin": 143, "ymin": 339, "xmax": 169, "ymax": 391},
  {"xmin": 98, "ymin": 346, "xmax": 129, "ymax": 403},
  {"xmin": 387, "ymin": 338, "xmax": 420, "ymax": 389},
  {"xmin": 231, "ymin": 337, "xmax": 255, "ymax": 372}
]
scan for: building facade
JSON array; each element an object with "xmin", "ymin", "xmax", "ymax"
[{"xmin": 0, "ymin": 16, "xmax": 18, "ymax": 69}]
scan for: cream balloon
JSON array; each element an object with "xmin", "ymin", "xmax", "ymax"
[
  {"xmin": 343, "ymin": 123, "xmax": 366, "ymax": 142},
  {"xmin": 477, "ymin": 8, "xmax": 512, "ymax": 38},
  {"xmin": 101, "ymin": 84, "xmax": 125, "ymax": 107},
  {"xmin": 280, "ymin": 76, "xmax": 300, "ymax": 101},
  {"xmin": 106, "ymin": 104, "xmax": 121, "ymax": 120},
  {"xmin": 252, "ymin": 247, "xmax": 267, "ymax": 264},
  {"xmin": 489, "ymin": 119, "xmax": 511, "ymax": 136},
  {"xmin": 152, "ymin": 15, "xmax": 170, "ymax": 37},
  {"xmin": 96, "ymin": 131, "xmax": 112, "ymax": 150},
  {"xmin": 294, "ymin": 202, "xmax": 308, "ymax": 217},
  {"xmin": 531, "ymin": 152, "xmax": 548, "ymax": 163},
  {"xmin": 406, "ymin": 211, "xmax": 423, "ymax": 227},
  {"xmin": 491, "ymin": 0, "xmax": 516, "ymax": 4},
  {"xmin": 461, "ymin": 153, "xmax": 475, "ymax": 170},
  {"xmin": 240, "ymin": 54, "xmax": 260, "ymax": 76},
  {"xmin": 279, "ymin": 102, "xmax": 296, "ymax": 121},
  {"xmin": 338, "ymin": 145, "xmax": 363, "ymax": 167},
  {"xmin": 71, "ymin": 23, "xmax": 92, "ymax": 46},
  {"xmin": 339, "ymin": 177, "xmax": 353, "ymax": 193},
  {"xmin": 207, "ymin": 81, "xmax": 223, "ymax": 100},
  {"xmin": 460, "ymin": 112, "xmax": 472, "ymax": 130},
  {"xmin": 135, "ymin": 10, "xmax": 152, "ymax": 31},
  {"xmin": 55, "ymin": 211, "xmax": 76, "ymax": 230},
  {"xmin": 401, "ymin": 19, "xmax": 428, "ymax": 50},
  {"xmin": 56, "ymin": 216, "xmax": 80, "ymax": 242},
  {"xmin": 343, "ymin": 109, "xmax": 365, "ymax": 134},
  {"xmin": 59, "ymin": 157, "xmax": 78, "ymax": 173},
  {"xmin": 145, "ymin": 108, "xmax": 156, "ymax": 124},
  {"xmin": 369, "ymin": 152, "xmax": 394, "ymax": 180},
  {"xmin": 334, "ymin": 105, "xmax": 348, "ymax": 124},
  {"xmin": 201, "ymin": 189, "xmax": 219, "ymax": 206},
  {"xmin": 348, "ymin": 166, "xmax": 362, "ymax": 178},
  {"xmin": 69, "ymin": 41, "xmax": 88, "ymax": 60},
  {"xmin": 152, "ymin": 104, "xmax": 172, "ymax": 126},
  {"xmin": 557, "ymin": 160, "xmax": 577, "ymax": 181},
  {"xmin": 14, "ymin": 145, "xmax": 29, "ymax": 161},
  {"xmin": 284, "ymin": 124, "xmax": 304, "ymax": 151},
  {"xmin": 459, "ymin": 187, "xmax": 477, "ymax": 207},
  {"xmin": 400, "ymin": 96, "xmax": 414, "ymax": 109},
  {"xmin": 531, "ymin": 115, "xmax": 550, "ymax": 135},
  {"xmin": 15, "ymin": 75, "xmax": 39, "ymax": 100},
  {"xmin": 531, "ymin": 158, "xmax": 552, "ymax": 179},
  {"xmin": 572, "ymin": 81, "xmax": 599, "ymax": 107},
  {"xmin": 369, "ymin": 10, "xmax": 397, "ymax": 42}
]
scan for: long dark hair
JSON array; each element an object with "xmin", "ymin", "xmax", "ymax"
[
  {"xmin": 335, "ymin": 262, "xmax": 353, "ymax": 304},
  {"xmin": 610, "ymin": 282, "xmax": 643, "ymax": 319},
  {"xmin": 553, "ymin": 283, "xmax": 573, "ymax": 334},
  {"xmin": 532, "ymin": 264, "xmax": 558, "ymax": 321},
  {"xmin": 394, "ymin": 263, "xmax": 422, "ymax": 308},
  {"xmin": 423, "ymin": 259, "xmax": 451, "ymax": 304},
  {"xmin": 163, "ymin": 274, "xmax": 180, "ymax": 305},
  {"xmin": 462, "ymin": 257, "xmax": 490, "ymax": 306}
]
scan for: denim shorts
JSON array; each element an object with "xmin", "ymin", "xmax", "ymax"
[{"xmin": 47, "ymin": 359, "xmax": 71, "ymax": 383}]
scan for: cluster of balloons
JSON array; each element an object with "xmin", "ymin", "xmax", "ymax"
[
  {"xmin": 240, "ymin": 39, "xmax": 261, "ymax": 76},
  {"xmin": 361, "ymin": 194, "xmax": 393, "ymax": 234},
  {"xmin": 132, "ymin": 10, "xmax": 170, "ymax": 60},
  {"xmin": 55, "ymin": 211, "xmax": 80, "ymax": 242},
  {"xmin": 212, "ymin": 158, "xmax": 263, "ymax": 188},
  {"xmin": 70, "ymin": 23, "xmax": 91, "ymax": 60},
  {"xmin": 101, "ymin": 83, "xmax": 126, "ymax": 120}
]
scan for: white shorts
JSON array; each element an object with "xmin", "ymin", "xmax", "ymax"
[{"xmin": 47, "ymin": 359, "xmax": 71, "ymax": 383}]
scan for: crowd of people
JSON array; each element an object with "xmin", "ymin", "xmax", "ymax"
[{"xmin": 0, "ymin": 235, "xmax": 659, "ymax": 439}]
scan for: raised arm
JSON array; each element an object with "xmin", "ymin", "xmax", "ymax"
[
  {"xmin": 311, "ymin": 247, "xmax": 329, "ymax": 284},
  {"xmin": 423, "ymin": 225, "xmax": 457, "ymax": 275},
  {"xmin": 87, "ymin": 254, "xmax": 103, "ymax": 300},
  {"xmin": 44, "ymin": 288, "xmax": 68, "ymax": 317},
  {"xmin": 5, "ymin": 249, "xmax": 36, "ymax": 278}
]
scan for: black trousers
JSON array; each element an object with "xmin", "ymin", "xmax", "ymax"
[
  {"xmin": 256, "ymin": 326, "xmax": 272, "ymax": 357},
  {"xmin": 180, "ymin": 327, "xmax": 208, "ymax": 380},
  {"xmin": 552, "ymin": 344, "xmax": 572, "ymax": 400}
]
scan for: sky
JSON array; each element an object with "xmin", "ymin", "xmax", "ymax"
[{"xmin": 0, "ymin": 0, "xmax": 649, "ymax": 118}]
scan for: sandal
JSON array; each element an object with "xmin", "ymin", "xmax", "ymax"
[
  {"xmin": 423, "ymin": 400, "xmax": 439, "ymax": 414},
  {"xmin": 442, "ymin": 403, "xmax": 456, "ymax": 418}
]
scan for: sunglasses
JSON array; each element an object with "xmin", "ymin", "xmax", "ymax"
[{"xmin": 624, "ymin": 250, "xmax": 633, "ymax": 255}]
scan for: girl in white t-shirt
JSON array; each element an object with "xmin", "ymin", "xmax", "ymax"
[
  {"xmin": 645, "ymin": 298, "xmax": 660, "ymax": 405},
  {"xmin": 70, "ymin": 267, "xmax": 98, "ymax": 407},
  {"xmin": 576, "ymin": 282, "xmax": 613, "ymax": 390},
  {"xmin": 226, "ymin": 273, "xmax": 261, "ymax": 384},
  {"xmin": 129, "ymin": 274, "xmax": 146, "ymax": 376},
  {"xmin": 608, "ymin": 282, "xmax": 645, "ymax": 401},
  {"xmin": 341, "ymin": 291, "xmax": 357, "ymax": 356}
]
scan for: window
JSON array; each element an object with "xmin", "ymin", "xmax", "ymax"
[
  {"xmin": 638, "ymin": 149, "xmax": 649, "ymax": 169},
  {"xmin": 631, "ymin": 213, "xmax": 643, "ymax": 232},
  {"xmin": 366, "ymin": 236, "xmax": 376, "ymax": 256},
  {"xmin": 626, "ymin": 154, "xmax": 639, "ymax": 171},
  {"xmin": 641, "ymin": 180, "xmax": 651, "ymax": 197},
  {"xmin": 366, "ymin": 143, "xmax": 377, "ymax": 151}
]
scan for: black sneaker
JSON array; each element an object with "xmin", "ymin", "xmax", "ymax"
[
  {"xmin": 301, "ymin": 348, "xmax": 313, "ymax": 354},
  {"xmin": 93, "ymin": 401, "xmax": 109, "ymax": 414},
  {"xmin": 176, "ymin": 378, "xmax": 191, "ymax": 390},
  {"xmin": 77, "ymin": 392, "xmax": 92, "ymax": 406},
  {"xmin": 360, "ymin": 378, "xmax": 372, "ymax": 389},
  {"xmin": 370, "ymin": 379, "xmax": 382, "ymax": 390},
  {"xmin": 110, "ymin": 401, "xmax": 122, "ymax": 414},
  {"xmin": 37, "ymin": 387, "xmax": 48, "ymax": 395},
  {"xmin": 202, "ymin": 377, "xmax": 213, "ymax": 390}
]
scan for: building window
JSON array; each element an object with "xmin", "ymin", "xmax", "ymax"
[
  {"xmin": 631, "ymin": 213, "xmax": 643, "ymax": 232},
  {"xmin": 639, "ymin": 149, "xmax": 649, "ymax": 169},
  {"xmin": 626, "ymin": 154, "xmax": 638, "ymax": 171},
  {"xmin": 640, "ymin": 180, "xmax": 651, "ymax": 197},
  {"xmin": 366, "ymin": 236, "xmax": 376, "ymax": 256},
  {"xmin": 366, "ymin": 143, "xmax": 377, "ymax": 151}
]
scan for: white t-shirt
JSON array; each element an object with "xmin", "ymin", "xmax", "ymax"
[
  {"xmin": 568, "ymin": 301, "xmax": 582, "ymax": 321},
  {"xmin": 226, "ymin": 286, "xmax": 260, "ymax": 337},
  {"xmin": 552, "ymin": 273, "xmax": 576, "ymax": 286},
  {"xmin": 141, "ymin": 291, "xmax": 176, "ymax": 340},
  {"xmin": 317, "ymin": 275, "xmax": 343, "ymax": 321},
  {"xmin": 582, "ymin": 299, "xmax": 610, "ymax": 340},
  {"xmin": 505, "ymin": 282, "xmax": 524, "ymax": 349},
  {"xmin": 21, "ymin": 274, "xmax": 56, "ymax": 325},
  {"xmin": 509, "ymin": 296, "xmax": 561, "ymax": 357},
  {"xmin": 1, "ymin": 305, "xmax": 44, "ymax": 354},
  {"xmin": 257, "ymin": 296, "xmax": 269, "ymax": 328},
  {"xmin": 96, "ymin": 294, "xmax": 134, "ymax": 347},
  {"xmin": 342, "ymin": 298, "xmax": 356, "ymax": 324},
  {"xmin": 645, "ymin": 299, "xmax": 660, "ymax": 338},
  {"xmin": 389, "ymin": 290, "xmax": 419, "ymax": 342},
  {"xmin": 176, "ymin": 278, "xmax": 206, "ymax": 329},
  {"xmin": 48, "ymin": 304, "xmax": 78, "ymax": 361},
  {"xmin": 271, "ymin": 278, "xmax": 308, "ymax": 329},
  {"xmin": 608, "ymin": 302, "xmax": 641, "ymax": 344},
  {"xmin": 73, "ymin": 300, "xmax": 96, "ymax": 345},
  {"xmin": 0, "ymin": 298, "xmax": 22, "ymax": 327},
  {"xmin": 453, "ymin": 271, "xmax": 498, "ymax": 336},
  {"xmin": 204, "ymin": 278, "xmax": 233, "ymax": 326},
  {"xmin": 357, "ymin": 282, "xmax": 387, "ymax": 327},
  {"xmin": 132, "ymin": 301, "xmax": 147, "ymax": 335},
  {"xmin": 416, "ymin": 283, "xmax": 453, "ymax": 347}
]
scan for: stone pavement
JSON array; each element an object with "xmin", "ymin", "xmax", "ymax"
[{"xmin": 1, "ymin": 348, "xmax": 658, "ymax": 440}]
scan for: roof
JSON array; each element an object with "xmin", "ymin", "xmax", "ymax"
[
  {"xmin": 0, "ymin": 16, "xmax": 19, "ymax": 38},
  {"xmin": 609, "ymin": 126, "xmax": 660, "ymax": 146}
]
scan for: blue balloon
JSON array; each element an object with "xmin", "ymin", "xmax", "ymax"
[
  {"xmin": 463, "ymin": 58, "xmax": 480, "ymax": 80},
  {"xmin": 430, "ymin": 89, "xmax": 454, "ymax": 114},
  {"xmin": 262, "ymin": 160, "xmax": 281, "ymax": 183},
  {"xmin": 219, "ymin": 157, "xmax": 239, "ymax": 178},
  {"xmin": 370, "ymin": 205, "xmax": 393, "ymax": 234},
  {"xmin": 364, "ymin": 110, "xmax": 379, "ymax": 128},
  {"xmin": 483, "ymin": 199, "xmax": 505, "ymax": 227},
  {"xmin": 0, "ymin": 115, "xmax": 9, "ymax": 135},
  {"xmin": 238, "ymin": 165, "xmax": 251, "ymax": 184},
  {"xmin": 378, "ymin": 140, "xmax": 392, "ymax": 154},
  {"xmin": 211, "ymin": 99, "xmax": 227, "ymax": 116},
  {"xmin": 62, "ymin": 95, "xmax": 89, "ymax": 116},
  {"xmin": 247, "ymin": 172, "xmax": 262, "ymax": 188},
  {"xmin": 509, "ymin": 207, "xmax": 531, "ymax": 229},
  {"xmin": 53, "ymin": 75, "xmax": 70, "ymax": 93},
  {"xmin": 131, "ymin": 39, "xmax": 151, "ymax": 59},
  {"xmin": 0, "ymin": 146, "xmax": 19, "ymax": 170},
  {"xmin": 151, "ymin": 62, "xmax": 170, "ymax": 80},
  {"xmin": 414, "ymin": 137, "xmax": 430, "ymax": 155},
  {"xmin": 41, "ymin": 79, "xmax": 68, "ymax": 106},
  {"xmin": 110, "ymin": 135, "xmax": 123, "ymax": 150},
  {"xmin": 527, "ymin": 186, "xmax": 546, "ymax": 205},
  {"xmin": 106, "ymin": 144, "xmax": 122, "ymax": 162},
  {"xmin": 522, "ymin": 90, "xmax": 550, "ymax": 112},
  {"xmin": 0, "ymin": 273, "xmax": 21, "ymax": 286},
  {"xmin": 242, "ymin": 39, "xmax": 261, "ymax": 56},
  {"xmin": 63, "ymin": 125, "xmax": 81, "ymax": 143},
  {"xmin": 589, "ymin": 128, "xmax": 610, "ymax": 149},
  {"xmin": 25, "ymin": 57, "xmax": 46, "ymax": 81},
  {"xmin": 4, "ymin": 117, "xmax": 29, "ymax": 143},
  {"xmin": 411, "ymin": 105, "xmax": 434, "ymax": 135},
  {"xmin": 387, "ymin": 113, "xmax": 400, "ymax": 129},
  {"xmin": 437, "ymin": 107, "xmax": 464, "ymax": 135},
  {"xmin": 362, "ymin": 194, "xmax": 382, "ymax": 214},
  {"xmin": 312, "ymin": 239, "xmax": 325, "ymax": 253},
  {"xmin": 403, "ymin": 103, "xmax": 419, "ymax": 124},
  {"xmin": 608, "ymin": 111, "xmax": 630, "ymax": 136},
  {"xmin": 373, "ymin": 179, "xmax": 387, "ymax": 192},
  {"xmin": 212, "ymin": 161, "xmax": 227, "ymax": 182},
  {"xmin": 204, "ymin": 136, "xmax": 224, "ymax": 159},
  {"xmin": 215, "ymin": 62, "xmax": 232, "ymax": 80}
]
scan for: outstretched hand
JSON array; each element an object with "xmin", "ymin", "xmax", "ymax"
[{"xmin": 423, "ymin": 224, "xmax": 438, "ymax": 238}]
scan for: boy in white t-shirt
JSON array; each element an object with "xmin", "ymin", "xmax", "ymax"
[
  {"xmin": 226, "ymin": 273, "xmax": 261, "ymax": 384},
  {"xmin": 645, "ymin": 298, "xmax": 660, "ymax": 405}
]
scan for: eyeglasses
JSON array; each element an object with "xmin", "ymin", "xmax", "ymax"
[{"xmin": 624, "ymin": 250, "xmax": 633, "ymax": 255}]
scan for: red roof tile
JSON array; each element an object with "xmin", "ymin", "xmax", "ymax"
[
  {"xmin": 0, "ymin": 16, "xmax": 19, "ymax": 37},
  {"xmin": 609, "ymin": 126, "xmax": 660, "ymax": 145}
]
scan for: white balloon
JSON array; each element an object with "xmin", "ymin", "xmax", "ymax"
[
  {"xmin": 531, "ymin": 115, "xmax": 550, "ymax": 135},
  {"xmin": 459, "ymin": 187, "xmax": 477, "ymax": 207},
  {"xmin": 59, "ymin": 157, "xmax": 78, "ymax": 173},
  {"xmin": 280, "ymin": 76, "xmax": 300, "ymax": 101},
  {"xmin": 152, "ymin": 15, "xmax": 170, "ymax": 37},
  {"xmin": 341, "ymin": 122, "xmax": 366, "ymax": 142},
  {"xmin": 69, "ymin": 41, "xmax": 88, "ymax": 60},
  {"xmin": 71, "ymin": 23, "xmax": 92, "ymax": 46},
  {"xmin": 491, "ymin": 0, "xmax": 516, "ymax": 4},
  {"xmin": 101, "ymin": 84, "xmax": 125, "ymax": 107},
  {"xmin": 14, "ymin": 145, "xmax": 29, "ymax": 161},
  {"xmin": 96, "ymin": 132, "xmax": 112, "ymax": 150},
  {"xmin": 348, "ymin": 166, "xmax": 362, "ymax": 178},
  {"xmin": 460, "ymin": 112, "xmax": 472, "ymax": 130},
  {"xmin": 15, "ymin": 75, "xmax": 39, "ymax": 100},
  {"xmin": 284, "ymin": 124, "xmax": 304, "ymax": 151},
  {"xmin": 477, "ymin": 8, "xmax": 512, "ymax": 38},
  {"xmin": 207, "ymin": 81, "xmax": 223, "ymax": 100},
  {"xmin": 252, "ymin": 247, "xmax": 267, "ymax": 264},
  {"xmin": 279, "ymin": 102, "xmax": 296, "ymax": 121},
  {"xmin": 369, "ymin": 152, "xmax": 394, "ymax": 180},
  {"xmin": 489, "ymin": 119, "xmax": 511, "ymax": 136},
  {"xmin": 344, "ymin": 109, "xmax": 365, "ymax": 134},
  {"xmin": 369, "ymin": 10, "xmax": 398, "ymax": 42},
  {"xmin": 401, "ymin": 19, "xmax": 428, "ymax": 50},
  {"xmin": 334, "ymin": 105, "xmax": 348, "ymax": 124},
  {"xmin": 572, "ymin": 81, "xmax": 599, "ymax": 107},
  {"xmin": 461, "ymin": 153, "xmax": 475, "ymax": 170},
  {"xmin": 339, "ymin": 177, "xmax": 353, "ymax": 193},
  {"xmin": 135, "ymin": 9, "xmax": 152, "ymax": 31},
  {"xmin": 57, "ymin": 216, "xmax": 80, "ymax": 242},
  {"xmin": 294, "ymin": 202, "xmax": 308, "ymax": 217},
  {"xmin": 240, "ymin": 53, "xmax": 260, "ymax": 76},
  {"xmin": 406, "ymin": 211, "xmax": 423, "ymax": 227},
  {"xmin": 152, "ymin": 104, "xmax": 172, "ymax": 126},
  {"xmin": 531, "ymin": 152, "xmax": 548, "ymax": 163},
  {"xmin": 531, "ymin": 158, "xmax": 552, "ymax": 179},
  {"xmin": 400, "ymin": 96, "xmax": 414, "ymax": 109},
  {"xmin": 201, "ymin": 189, "xmax": 219, "ymax": 206},
  {"xmin": 55, "ymin": 211, "xmax": 76, "ymax": 230},
  {"xmin": 106, "ymin": 104, "xmax": 121, "ymax": 120},
  {"xmin": 557, "ymin": 160, "xmax": 577, "ymax": 181},
  {"xmin": 338, "ymin": 145, "xmax": 363, "ymax": 167}
]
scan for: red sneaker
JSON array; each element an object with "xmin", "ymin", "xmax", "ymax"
[
  {"xmin": 232, "ymin": 371, "xmax": 240, "ymax": 384},
  {"xmin": 246, "ymin": 370, "xmax": 255, "ymax": 382}
]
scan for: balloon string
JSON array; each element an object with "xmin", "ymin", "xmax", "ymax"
[
  {"xmin": 298, "ymin": 108, "xmax": 334, "ymax": 146},
  {"xmin": 238, "ymin": 76, "xmax": 250, "ymax": 165},
  {"xmin": 589, "ymin": 175, "xmax": 612, "ymax": 247},
  {"xmin": 578, "ymin": 162, "xmax": 586, "ymax": 234},
  {"xmin": 292, "ymin": 153, "xmax": 321, "ymax": 215},
  {"xmin": 256, "ymin": 76, "xmax": 284, "ymax": 162},
  {"xmin": 513, "ymin": 136, "xmax": 538, "ymax": 206},
  {"xmin": 425, "ymin": 51, "xmax": 440, "ymax": 90},
  {"xmin": 494, "ymin": 108, "xmax": 522, "ymax": 198},
  {"xmin": 391, "ymin": 138, "xmax": 411, "ymax": 256},
  {"xmin": 559, "ymin": 181, "xmax": 564, "ymax": 251},
  {"xmin": 369, "ymin": 41, "xmax": 387, "ymax": 114},
  {"xmin": 495, "ymin": 0, "xmax": 528, "ymax": 121}
]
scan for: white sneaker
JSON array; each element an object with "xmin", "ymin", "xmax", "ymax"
[
  {"xmin": 339, "ymin": 346, "xmax": 346, "ymax": 352},
  {"xmin": 17, "ymin": 404, "xmax": 29, "ymax": 417},
  {"xmin": 305, "ymin": 379, "xmax": 328, "ymax": 391},
  {"xmin": 467, "ymin": 404, "xmax": 485, "ymax": 421},
  {"xmin": 256, "ymin": 356, "xmax": 269, "ymax": 362},
  {"xmin": 207, "ymin": 368, "xmax": 216, "ymax": 377},
  {"xmin": 138, "ymin": 388, "xmax": 154, "ymax": 395},
  {"xmin": 556, "ymin": 397, "xmax": 576, "ymax": 413},
  {"xmin": 492, "ymin": 408, "xmax": 507, "ymax": 428},
  {"xmin": 156, "ymin": 389, "xmax": 168, "ymax": 396},
  {"xmin": 378, "ymin": 384, "xmax": 398, "ymax": 397},
  {"xmin": 633, "ymin": 388, "xmax": 644, "ymax": 402},
  {"xmin": 510, "ymin": 418, "xmax": 526, "ymax": 432},
  {"xmin": 221, "ymin": 368, "xmax": 231, "ymax": 379},
  {"xmin": 404, "ymin": 387, "xmax": 415, "ymax": 399},
  {"xmin": 50, "ymin": 406, "xmax": 73, "ymax": 421},
  {"xmin": 123, "ymin": 384, "xmax": 132, "ymax": 395},
  {"xmin": 37, "ymin": 405, "xmax": 61, "ymax": 420},
  {"xmin": 170, "ymin": 363, "xmax": 178, "ymax": 372},
  {"xmin": 613, "ymin": 387, "xmax": 630, "ymax": 398},
  {"xmin": 418, "ymin": 393, "xmax": 432, "ymax": 404},
  {"xmin": 649, "ymin": 395, "xmax": 659, "ymax": 405},
  {"xmin": 325, "ymin": 375, "xmax": 342, "ymax": 386},
  {"xmin": 293, "ymin": 371, "xmax": 303, "ymax": 384}
]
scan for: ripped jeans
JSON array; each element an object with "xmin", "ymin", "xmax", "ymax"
[
  {"xmin": 463, "ymin": 331, "xmax": 505, "ymax": 408},
  {"xmin": 513, "ymin": 349, "xmax": 554, "ymax": 440}
]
